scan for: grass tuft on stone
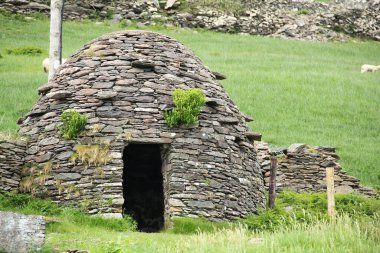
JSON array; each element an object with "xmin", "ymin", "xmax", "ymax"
[
  {"xmin": 59, "ymin": 110, "xmax": 87, "ymax": 140},
  {"xmin": 164, "ymin": 88, "xmax": 206, "ymax": 128}
]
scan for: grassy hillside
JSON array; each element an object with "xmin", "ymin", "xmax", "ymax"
[{"xmin": 0, "ymin": 13, "xmax": 379, "ymax": 186}]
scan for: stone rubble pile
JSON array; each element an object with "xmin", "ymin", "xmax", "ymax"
[
  {"xmin": 179, "ymin": 4, "xmax": 348, "ymax": 42},
  {"xmin": 327, "ymin": 2, "xmax": 380, "ymax": 41},
  {"xmin": 256, "ymin": 142, "xmax": 375, "ymax": 196},
  {"xmin": 0, "ymin": 0, "xmax": 50, "ymax": 15},
  {"xmin": 0, "ymin": 0, "xmax": 379, "ymax": 41},
  {"xmin": 0, "ymin": 140, "xmax": 26, "ymax": 192}
]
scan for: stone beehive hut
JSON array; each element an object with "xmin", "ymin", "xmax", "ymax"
[{"xmin": 17, "ymin": 30, "xmax": 265, "ymax": 231}]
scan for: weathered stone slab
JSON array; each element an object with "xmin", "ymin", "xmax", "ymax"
[
  {"xmin": 187, "ymin": 201, "xmax": 215, "ymax": 209},
  {"xmin": 129, "ymin": 138, "xmax": 173, "ymax": 144},
  {"xmin": 115, "ymin": 79, "xmax": 138, "ymax": 86},
  {"xmin": 39, "ymin": 137, "xmax": 60, "ymax": 146},
  {"xmin": 38, "ymin": 83, "xmax": 57, "ymax": 95},
  {"xmin": 131, "ymin": 59, "xmax": 155, "ymax": 68},
  {"xmin": 97, "ymin": 91, "xmax": 118, "ymax": 99},
  {"xmin": 46, "ymin": 90, "xmax": 71, "ymax": 100},
  {"xmin": 0, "ymin": 212, "xmax": 45, "ymax": 253},
  {"xmin": 287, "ymin": 143, "xmax": 307, "ymax": 153},
  {"xmin": 102, "ymin": 125, "xmax": 123, "ymax": 133},
  {"xmin": 55, "ymin": 173, "xmax": 82, "ymax": 180},
  {"xmin": 78, "ymin": 88, "xmax": 98, "ymax": 96},
  {"xmin": 93, "ymin": 82, "xmax": 114, "ymax": 89}
]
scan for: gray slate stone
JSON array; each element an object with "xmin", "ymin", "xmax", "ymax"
[
  {"xmin": 97, "ymin": 91, "xmax": 118, "ymax": 99},
  {"xmin": 55, "ymin": 173, "xmax": 82, "ymax": 181},
  {"xmin": 0, "ymin": 211, "xmax": 45, "ymax": 253},
  {"xmin": 46, "ymin": 91, "xmax": 71, "ymax": 100},
  {"xmin": 187, "ymin": 201, "xmax": 215, "ymax": 209}
]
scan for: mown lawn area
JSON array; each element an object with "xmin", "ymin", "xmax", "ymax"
[{"xmin": 0, "ymin": 13, "xmax": 379, "ymax": 186}]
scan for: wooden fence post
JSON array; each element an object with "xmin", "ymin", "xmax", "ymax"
[
  {"xmin": 268, "ymin": 156, "xmax": 277, "ymax": 209},
  {"xmin": 326, "ymin": 167, "xmax": 335, "ymax": 217}
]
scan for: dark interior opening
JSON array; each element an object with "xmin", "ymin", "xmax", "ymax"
[{"xmin": 122, "ymin": 144, "xmax": 165, "ymax": 232}]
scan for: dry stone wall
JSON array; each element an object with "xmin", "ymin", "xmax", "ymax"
[
  {"xmin": 256, "ymin": 142, "xmax": 375, "ymax": 196},
  {"xmin": 0, "ymin": 0, "xmax": 379, "ymax": 41},
  {"xmin": 0, "ymin": 140, "xmax": 26, "ymax": 192}
]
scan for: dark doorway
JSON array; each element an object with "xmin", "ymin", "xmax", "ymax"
[{"xmin": 122, "ymin": 144, "xmax": 165, "ymax": 232}]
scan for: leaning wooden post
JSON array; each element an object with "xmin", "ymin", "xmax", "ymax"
[
  {"xmin": 326, "ymin": 167, "xmax": 335, "ymax": 217},
  {"xmin": 268, "ymin": 156, "xmax": 278, "ymax": 209},
  {"xmin": 48, "ymin": 0, "xmax": 65, "ymax": 80}
]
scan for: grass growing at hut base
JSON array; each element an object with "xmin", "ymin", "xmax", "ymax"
[
  {"xmin": 0, "ymin": 192, "xmax": 379, "ymax": 252},
  {"xmin": 0, "ymin": 12, "xmax": 379, "ymax": 187},
  {"xmin": 43, "ymin": 217, "xmax": 380, "ymax": 253}
]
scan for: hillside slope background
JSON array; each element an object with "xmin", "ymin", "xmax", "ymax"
[{"xmin": 0, "ymin": 13, "xmax": 379, "ymax": 187}]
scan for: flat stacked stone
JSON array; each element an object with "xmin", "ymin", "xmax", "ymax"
[
  {"xmin": 17, "ymin": 30, "xmax": 265, "ymax": 220},
  {"xmin": 0, "ymin": 140, "xmax": 26, "ymax": 192},
  {"xmin": 256, "ymin": 142, "xmax": 376, "ymax": 196}
]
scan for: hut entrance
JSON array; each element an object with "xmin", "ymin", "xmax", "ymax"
[{"xmin": 122, "ymin": 144, "xmax": 165, "ymax": 232}]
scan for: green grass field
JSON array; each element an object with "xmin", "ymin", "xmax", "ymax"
[
  {"xmin": 0, "ymin": 13, "xmax": 379, "ymax": 188},
  {"xmin": 1, "ymin": 191, "xmax": 379, "ymax": 253},
  {"xmin": 44, "ymin": 218, "xmax": 380, "ymax": 253}
]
